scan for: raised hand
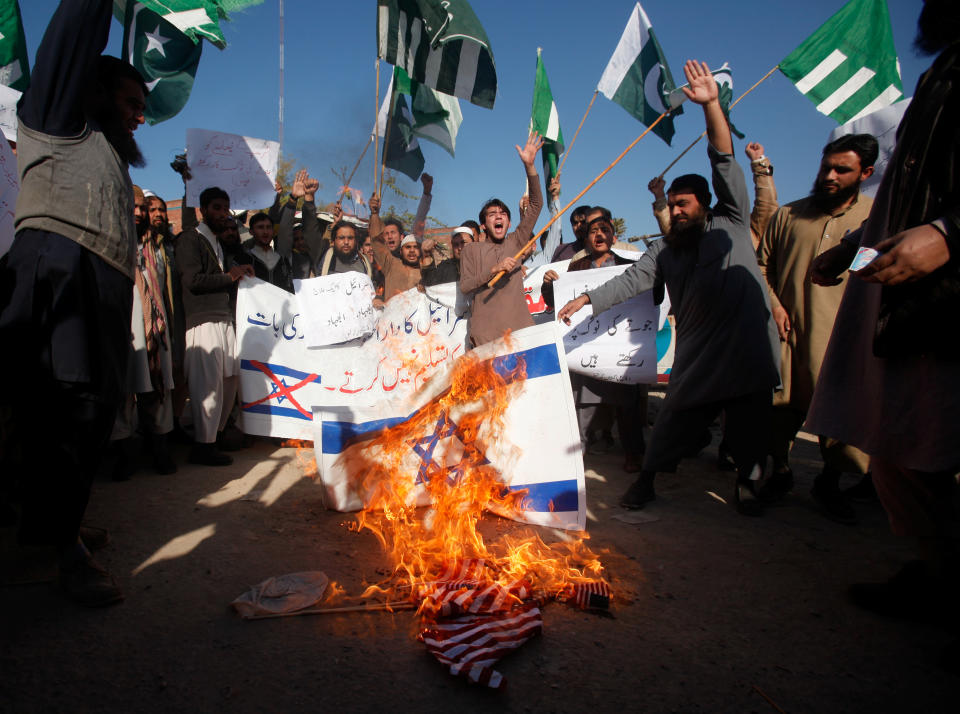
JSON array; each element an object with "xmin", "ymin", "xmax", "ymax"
[
  {"xmin": 745, "ymin": 142, "xmax": 765, "ymax": 161},
  {"xmin": 332, "ymin": 202, "xmax": 343, "ymax": 223},
  {"xmin": 420, "ymin": 172, "xmax": 433, "ymax": 195},
  {"xmin": 516, "ymin": 131, "xmax": 544, "ymax": 169},
  {"xmin": 647, "ymin": 176, "xmax": 666, "ymax": 199},
  {"xmin": 275, "ymin": 179, "xmax": 283, "ymax": 194},
  {"xmin": 681, "ymin": 60, "xmax": 718, "ymax": 105},
  {"xmin": 290, "ymin": 169, "xmax": 308, "ymax": 199},
  {"xmin": 303, "ymin": 175, "xmax": 320, "ymax": 201},
  {"xmin": 368, "ymin": 193, "xmax": 381, "ymax": 214},
  {"xmin": 548, "ymin": 176, "xmax": 561, "ymax": 200}
]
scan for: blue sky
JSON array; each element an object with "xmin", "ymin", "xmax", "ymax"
[{"xmin": 19, "ymin": 1, "xmax": 932, "ymax": 238}]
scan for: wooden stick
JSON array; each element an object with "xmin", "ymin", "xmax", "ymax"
[
  {"xmin": 658, "ymin": 64, "xmax": 781, "ymax": 180},
  {"xmin": 487, "ymin": 110, "xmax": 672, "ymax": 289},
  {"xmin": 345, "ymin": 135, "xmax": 373, "ymax": 192},
  {"xmin": 378, "ymin": 87, "xmax": 395, "ymax": 198},
  {"xmin": 374, "ymin": 59, "xmax": 381, "ymax": 190},
  {"xmin": 556, "ymin": 90, "xmax": 598, "ymax": 179},
  {"xmin": 752, "ymin": 684, "xmax": 787, "ymax": 714},
  {"xmin": 245, "ymin": 601, "xmax": 416, "ymax": 621}
]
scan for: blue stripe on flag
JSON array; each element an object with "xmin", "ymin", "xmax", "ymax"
[
  {"xmin": 240, "ymin": 359, "xmax": 322, "ymax": 382},
  {"xmin": 503, "ymin": 479, "xmax": 580, "ymax": 513},
  {"xmin": 321, "ymin": 414, "xmax": 413, "ymax": 454},
  {"xmin": 243, "ymin": 404, "xmax": 314, "ymax": 421},
  {"xmin": 490, "ymin": 343, "xmax": 561, "ymax": 382}
]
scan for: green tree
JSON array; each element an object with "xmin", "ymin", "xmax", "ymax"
[{"xmin": 612, "ymin": 217, "xmax": 626, "ymax": 238}]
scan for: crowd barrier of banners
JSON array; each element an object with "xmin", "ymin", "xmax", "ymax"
[{"xmin": 236, "ymin": 261, "xmax": 676, "ymax": 529}]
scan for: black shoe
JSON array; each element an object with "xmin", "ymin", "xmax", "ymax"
[
  {"xmin": 843, "ymin": 473, "xmax": 878, "ymax": 504},
  {"xmin": 79, "ymin": 526, "xmax": 110, "ymax": 552},
  {"xmin": 59, "ymin": 549, "xmax": 124, "ymax": 607},
  {"xmin": 620, "ymin": 474, "xmax": 656, "ymax": 509},
  {"xmin": 811, "ymin": 481, "xmax": 856, "ymax": 525},
  {"xmin": 149, "ymin": 433, "xmax": 177, "ymax": 475},
  {"xmin": 217, "ymin": 426, "xmax": 245, "ymax": 452},
  {"xmin": 716, "ymin": 440, "xmax": 736, "ymax": 471},
  {"xmin": 189, "ymin": 443, "xmax": 233, "ymax": 466},
  {"xmin": 758, "ymin": 468, "xmax": 794, "ymax": 503},
  {"xmin": 849, "ymin": 561, "xmax": 943, "ymax": 621},
  {"xmin": 734, "ymin": 479, "xmax": 763, "ymax": 516}
]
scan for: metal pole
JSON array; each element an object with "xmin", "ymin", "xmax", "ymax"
[{"xmin": 278, "ymin": 0, "xmax": 285, "ymax": 153}]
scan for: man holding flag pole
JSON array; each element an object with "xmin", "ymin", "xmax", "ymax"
[{"xmin": 558, "ymin": 60, "xmax": 781, "ymax": 517}]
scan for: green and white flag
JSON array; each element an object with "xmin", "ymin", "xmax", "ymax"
[
  {"xmin": 390, "ymin": 66, "xmax": 462, "ymax": 156},
  {"xmin": 597, "ymin": 2, "xmax": 682, "ymax": 146},
  {"xmin": 112, "ymin": 0, "xmax": 263, "ymax": 49},
  {"xmin": 530, "ymin": 49, "xmax": 564, "ymax": 186},
  {"xmin": 666, "ymin": 63, "xmax": 744, "ymax": 138},
  {"xmin": 123, "ymin": 2, "xmax": 203, "ymax": 124},
  {"xmin": 377, "ymin": 0, "xmax": 497, "ymax": 110},
  {"xmin": 0, "ymin": 0, "xmax": 29, "ymax": 91},
  {"xmin": 377, "ymin": 78, "xmax": 425, "ymax": 182},
  {"xmin": 780, "ymin": 0, "xmax": 903, "ymax": 124}
]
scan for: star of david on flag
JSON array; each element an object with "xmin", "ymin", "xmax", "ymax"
[{"xmin": 314, "ymin": 322, "xmax": 587, "ymax": 531}]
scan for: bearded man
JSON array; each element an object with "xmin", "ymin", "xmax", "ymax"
[
  {"xmin": 757, "ymin": 134, "xmax": 878, "ymax": 523},
  {"xmin": 558, "ymin": 60, "xmax": 780, "ymax": 516},
  {"xmin": 318, "ymin": 220, "xmax": 373, "ymax": 278}
]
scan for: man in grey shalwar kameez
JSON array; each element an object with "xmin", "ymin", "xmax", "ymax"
[{"xmin": 558, "ymin": 60, "xmax": 780, "ymax": 515}]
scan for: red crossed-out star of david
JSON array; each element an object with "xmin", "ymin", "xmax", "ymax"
[
  {"xmin": 241, "ymin": 361, "xmax": 318, "ymax": 419},
  {"xmin": 409, "ymin": 410, "xmax": 489, "ymax": 486}
]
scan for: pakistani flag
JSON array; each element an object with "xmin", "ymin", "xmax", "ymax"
[
  {"xmin": 377, "ymin": 79, "xmax": 425, "ymax": 182},
  {"xmin": 377, "ymin": 0, "xmax": 497, "ymax": 110},
  {"xmin": 780, "ymin": 0, "xmax": 903, "ymax": 124},
  {"xmin": 530, "ymin": 49, "xmax": 564, "ymax": 186},
  {"xmin": 391, "ymin": 66, "xmax": 462, "ymax": 156},
  {"xmin": 0, "ymin": 0, "xmax": 29, "ymax": 91},
  {"xmin": 112, "ymin": 0, "xmax": 264, "ymax": 49},
  {"xmin": 665, "ymin": 63, "xmax": 744, "ymax": 139},
  {"xmin": 597, "ymin": 2, "xmax": 682, "ymax": 146},
  {"xmin": 123, "ymin": 2, "xmax": 203, "ymax": 124}
]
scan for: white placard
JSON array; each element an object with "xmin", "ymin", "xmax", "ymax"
[
  {"xmin": 294, "ymin": 272, "xmax": 378, "ymax": 347},
  {"xmin": 185, "ymin": 128, "xmax": 279, "ymax": 210},
  {"xmin": 0, "ymin": 84, "xmax": 21, "ymax": 143},
  {"xmin": 552, "ymin": 265, "xmax": 661, "ymax": 384},
  {"xmin": 0, "ymin": 137, "xmax": 19, "ymax": 258}
]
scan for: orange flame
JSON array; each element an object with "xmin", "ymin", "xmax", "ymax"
[{"xmin": 314, "ymin": 336, "xmax": 607, "ymax": 610}]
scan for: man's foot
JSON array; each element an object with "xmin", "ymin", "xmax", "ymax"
[
  {"xmin": 849, "ymin": 561, "xmax": 946, "ymax": 622},
  {"xmin": 620, "ymin": 473, "xmax": 656, "ymax": 509},
  {"xmin": 811, "ymin": 480, "xmax": 856, "ymax": 525},
  {"xmin": 716, "ymin": 440, "xmax": 736, "ymax": 471},
  {"xmin": 150, "ymin": 433, "xmax": 177, "ymax": 475},
  {"xmin": 734, "ymin": 479, "xmax": 763, "ymax": 517},
  {"xmin": 758, "ymin": 468, "xmax": 794, "ymax": 503},
  {"xmin": 217, "ymin": 426, "xmax": 245, "ymax": 453},
  {"xmin": 843, "ymin": 473, "xmax": 878, "ymax": 504},
  {"xmin": 59, "ymin": 548, "xmax": 124, "ymax": 607},
  {"xmin": 189, "ymin": 443, "xmax": 233, "ymax": 467},
  {"xmin": 79, "ymin": 526, "xmax": 110, "ymax": 552}
]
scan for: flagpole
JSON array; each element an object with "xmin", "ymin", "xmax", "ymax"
[
  {"xmin": 488, "ymin": 110, "xmax": 673, "ymax": 288},
  {"xmin": 374, "ymin": 59, "xmax": 381, "ymax": 191},
  {"xmin": 556, "ymin": 90, "xmax": 598, "ymax": 179},
  {"xmin": 378, "ymin": 82, "xmax": 395, "ymax": 199},
  {"xmin": 344, "ymin": 136, "xmax": 374, "ymax": 194},
  {"xmin": 658, "ymin": 64, "xmax": 781, "ymax": 179},
  {"xmin": 278, "ymin": 0, "xmax": 284, "ymax": 153}
]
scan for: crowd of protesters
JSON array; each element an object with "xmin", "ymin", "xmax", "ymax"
[{"xmin": 0, "ymin": 0, "xmax": 957, "ymax": 672}]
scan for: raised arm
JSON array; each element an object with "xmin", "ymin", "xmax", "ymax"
[
  {"xmin": 682, "ymin": 60, "xmax": 732, "ymax": 156},
  {"xmin": 648, "ymin": 176, "xmax": 671, "ymax": 235},
  {"xmin": 412, "ymin": 173, "xmax": 433, "ymax": 240},
  {"xmin": 367, "ymin": 192, "xmax": 384, "ymax": 240},
  {"xmin": 19, "ymin": 0, "xmax": 113, "ymax": 136},
  {"xmin": 507, "ymin": 132, "xmax": 545, "ymax": 254},
  {"xmin": 745, "ymin": 143, "xmax": 779, "ymax": 244},
  {"xmin": 526, "ymin": 177, "xmax": 562, "ymax": 268}
]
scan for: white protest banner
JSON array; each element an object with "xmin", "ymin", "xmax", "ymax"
[
  {"xmin": 521, "ymin": 261, "xmax": 568, "ymax": 324},
  {"xmin": 314, "ymin": 322, "xmax": 586, "ymax": 531},
  {"xmin": 830, "ymin": 98, "xmax": 910, "ymax": 199},
  {"xmin": 294, "ymin": 273, "xmax": 377, "ymax": 347},
  {"xmin": 0, "ymin": 136, "xmax": 18, "ymax": 258},
  {"xmin": 236, "ymin": 278, "xmax": 470, "ymax": 440},
  {"xmin": 185, "ymin": 128, "xmax": 279, "ymax": 210},
  {"xmin": 552, "ymin": 265, "xmax": 664, "ymax": 384},
  {"xmin": 0, "ymin": 84, "xmax": 20, "ymax": 143}
]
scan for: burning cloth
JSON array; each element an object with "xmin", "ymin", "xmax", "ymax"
[{"xmin": 313, "ymin": 322, "xmax": 587, "ymax": 531}]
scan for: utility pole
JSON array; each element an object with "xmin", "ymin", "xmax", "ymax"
[{"xmin": 278, "ymin": 0, "xmax": 285, "ymax": 153}]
